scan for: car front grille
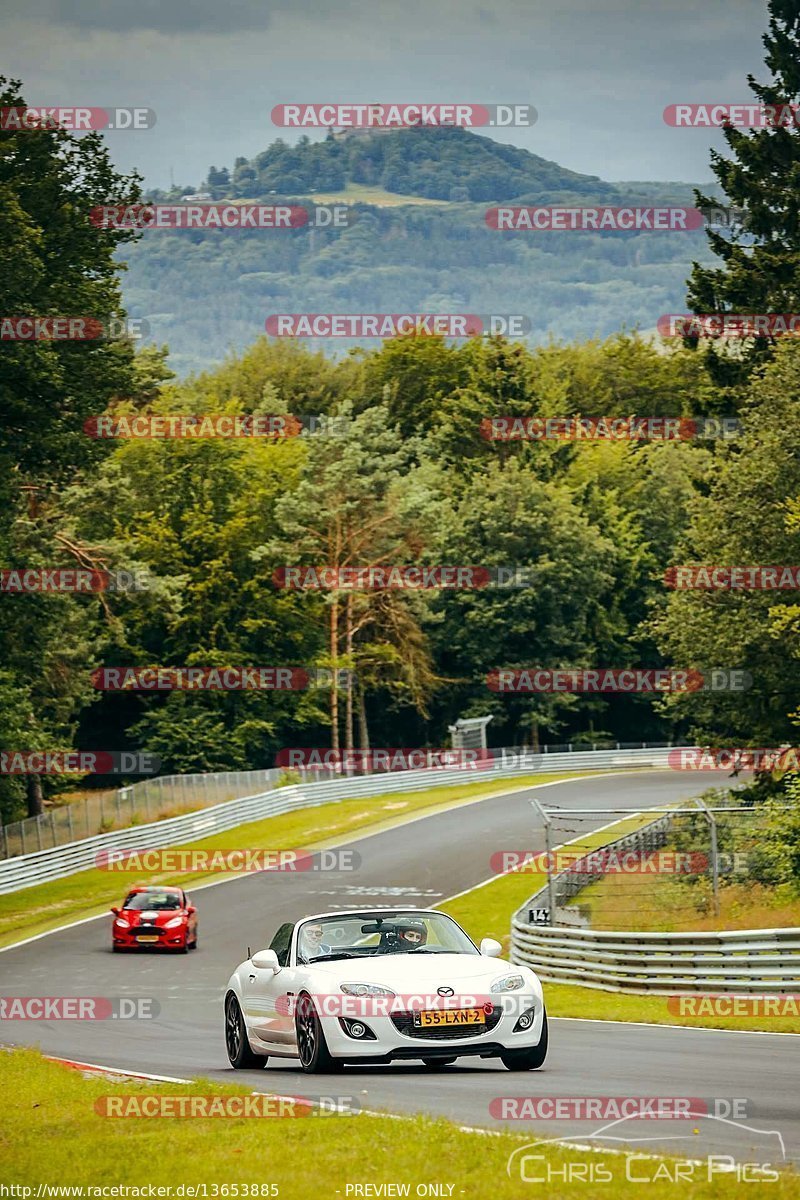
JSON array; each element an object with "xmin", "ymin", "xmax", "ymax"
[{"xmin": 390, "ymin": 1008, "xmax": 502, "ymax": 1040}]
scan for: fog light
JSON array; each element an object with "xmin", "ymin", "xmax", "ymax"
[
  {"xmin": 513, "ymin": 1006, "xmax": 536, "ymax": 1032},
  {"xmin": 339, "ymin": 1017, "xmax": 377, "ymax": 1040}
]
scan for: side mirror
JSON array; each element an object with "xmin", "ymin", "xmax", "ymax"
[
  {"xmin": 110, "ymin": 907, "xmax": 120, "ymax": 915},
  {"xmin": 480, "ymin": 937, "xmax": 503, "ymax": 958},
  {"xmin": 250, "ymin": 948, "xmax": 280, "ymax": 973},
  {"xmin": 186, "ymin": 906, "xmax": 196, "ymax": 915}
]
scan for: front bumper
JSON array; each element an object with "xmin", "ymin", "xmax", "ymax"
[
  {"xmin": 320, "ymin": 993, "xmax": 544, "ymax": 1060},
  {"xmin": 113, "ymin": 926, "xmax": 187, "ymax": 949}
]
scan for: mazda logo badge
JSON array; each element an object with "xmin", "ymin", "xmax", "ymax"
[{"xmin": 437, "ymin": 986, "xmax": 454, "ymax": 996}]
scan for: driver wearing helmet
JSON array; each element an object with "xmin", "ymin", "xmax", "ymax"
[{"xmin": 396, "ymin": 920, "xmax": 428, "ymax": 949}]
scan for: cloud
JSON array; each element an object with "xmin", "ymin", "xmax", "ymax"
[{"xmin": 24, "ymin": 0, "xmax": 287, "ymax": 33}]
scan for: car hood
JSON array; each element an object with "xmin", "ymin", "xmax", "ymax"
[
  {"xmin": 302, "ymin": 952, "xmax": 520, "ymax": 988},
  {"xmin": 120, "ymin": 910, "xmax": 185, "ymax": 926}
]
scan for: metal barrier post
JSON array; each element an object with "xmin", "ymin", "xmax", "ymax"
[
  {"xmin": 694, "ymin": 796, "xmax": 720, "ymax": 917},
  {"xmin": 529, "ymin": 796, "xmax": 556, "ymax": 925}
]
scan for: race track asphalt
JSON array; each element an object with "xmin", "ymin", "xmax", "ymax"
[{"xmin": 2, "ymin": 770, "xmax": 797, "ymax": 1169}]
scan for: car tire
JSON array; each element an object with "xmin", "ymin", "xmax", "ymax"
[
  {"xmin": 422, "ymin": 1058, "xmax": 456, "ymax": 1070},
  {"xmin": 225, "ymin": 993, "xmax": 268, "ymax": 1070},
  {"xmin": 500, "ymin": 1010, "xmax": 548, "ymax": 1071},
  {"xmin": 190, "ymin": 930, "xmax": 198, "ymax": 950},
  {"xmin": 295, "ymin": 993, "xmax": 342, "ymax": 1074}
]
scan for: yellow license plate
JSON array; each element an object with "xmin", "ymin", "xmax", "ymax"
[
  {"xmin": 415, "ymin": 1007, "xmax": 485, "ymax": 1027},
  {"xmin": 136, "ymin": 935, "xmax": 159, "ymax": 943}
]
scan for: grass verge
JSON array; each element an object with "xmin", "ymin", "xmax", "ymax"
[
  {"xmin": 3, "ymin": 1048, "xmax": 797, "ymax": 1196},
  {"xmin": 579, "ymin": 863, "xmax": 800, "ymax": 933},
  {"xmin": 0, "ymin": 771, "xmax": 590, "ymax": 949},
  {"xmin": 440, "ymin": 809, "xmax": 800, "ymax": 1035}
]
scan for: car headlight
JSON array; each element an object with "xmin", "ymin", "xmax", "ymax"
[
  {"xmin": 114, "ymin": 918, "xmax": 130, "ymax": 928},
  {"xmin": 164, "ymin": 916, "xmax": 185, "ymax": 929},
  {"xmin": 490, "ymin": 973, "xmax": 526, "ymax": 993},
  {"xmin": 339, "ymin": 983, "xmax": 396, "ymax": 997}
]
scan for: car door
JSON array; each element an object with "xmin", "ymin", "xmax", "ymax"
[{"xmin": 242, "ymin": 923, "xmax": 297, "ymax": 1050}]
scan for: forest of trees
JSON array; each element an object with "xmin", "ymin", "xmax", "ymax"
[
  {"xmin": 131, "ymin": 126, "xmax": 711, "ymax": 375},
  {"xmin": 2, "ymin": 0, "xmax": 800, "ymax": 824}
]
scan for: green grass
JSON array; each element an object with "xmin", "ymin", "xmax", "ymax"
[
  {"xmin": 578, "ymin": 858, "xmax": 800, "ymax": 933},
  {"xmin": 441, "ymin": 810, "xmax": 800, "ymax": 1034},
  {"xmin": 4, "ymin": 1048, "xmax": 798, "ymax": 1196},
  {"xmin": 0, "ymin": 771, "xmax": 591, "ymax": 948},
  {"xmin": 539, "ymin": 981, "xmax": 800, "ymax": 1034}
]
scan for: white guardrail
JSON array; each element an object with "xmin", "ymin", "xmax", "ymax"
[
  {"xmin": 510, "ymin": 814, "xmax": 800, "ymax": 994},
  {"xmin": 511, "ymin": 922, "xmax": 800, "ymax": 994},
  {"xmin": 0, "ymin": 746, "xmax": 678, "ymax": 894}
]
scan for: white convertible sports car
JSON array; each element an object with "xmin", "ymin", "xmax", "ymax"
[{"xmin": 224, "ymin": 908, "xmax": 547, "ymax": 1073}]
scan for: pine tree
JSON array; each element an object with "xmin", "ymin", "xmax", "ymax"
[{"xmin": 687, "ymin": 0, "xmax": 800, "ymax": 383}]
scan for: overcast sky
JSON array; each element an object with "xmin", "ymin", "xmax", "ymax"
[{"xmin": 5, "ymin": 0, "xmax": 769, "ymax": 189}]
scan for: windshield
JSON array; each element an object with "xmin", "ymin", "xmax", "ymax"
[
  {"xmin": 294, "ymin": 912, "xmax": 478, "ymax": 963},
  {"xmin": 123, "ymin": 891, "xmax": 183, "ymax": 911}
]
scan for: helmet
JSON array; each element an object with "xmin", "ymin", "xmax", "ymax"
[{"xmin": 396, "ymin": 920, "xmax": 427, "ymax": 948}]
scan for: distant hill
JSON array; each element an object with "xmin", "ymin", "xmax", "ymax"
[{"xmin": 129, "ymin": 129, "xmax": 718, "ymax": 374}]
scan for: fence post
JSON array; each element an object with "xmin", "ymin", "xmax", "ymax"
[
  {"xmin": 67, "ymin": 806, "xmax": 74, "ymax": 841},
  {"xmin": 51, "ymin": 810, "xmax": 57, "ymax": 849},
  {"xmin": 529, "ymin": 796, "xmax": 556, "ymax": 925},
  {"xmin": 36, "ymin": 816, "xmax": 43, "ymax": 851},
  {"xmin": 21, "ymin": 822, "xmax": 26, "ymax": 856},
  {"xmin": 694, "ymin": 796, "xmax": 719, "ymax": 917}
]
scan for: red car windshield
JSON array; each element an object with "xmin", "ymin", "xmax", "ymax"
[{"xmin": 123, "ymin": 892, "xmax": 183, "ymax": 911}]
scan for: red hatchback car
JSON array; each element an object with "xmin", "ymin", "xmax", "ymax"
[{"xmin": 111, "ymin": 885, "xmax": 198, "ymax": 952}]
